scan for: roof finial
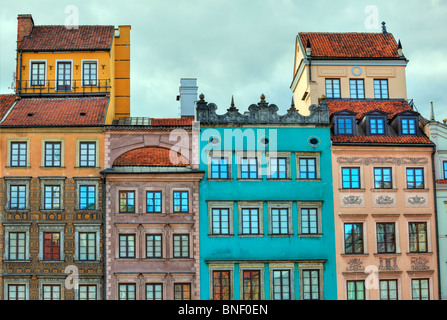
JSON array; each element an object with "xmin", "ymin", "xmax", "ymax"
[
  {"xmin": 228, "ymin": 95, "xmax": 238, "ymax": 111},
  {"xmin": 382, "ymin": 21, "xmax": 387, "ymax": 34},
  {"xmin": 289, "ymin": 96, "xmax": 297, "ymax": 111},
  {"xmin": 430, "ymin": 101, "xmax": 435, "ymax": 121}
]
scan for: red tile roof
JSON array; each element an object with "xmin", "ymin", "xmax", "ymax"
[
  {"xmin": 436, "ymin": 179, "xmax": 447, "ymax": 184},
  {"xmin": 0, "ymin": 97, "xmax": 109, "ymax": 127},
  {"xmin": 328, "ymin": 100, "xmax": 413, "ymax": 119},
  {"xmin": 113, "ymin": 147, "xmax": 190, "ymax": 167},
  {"xmin": 150, "ymin": 116, "xmax": 195, "ymax": 126},
  {"xmin": 0, "ymin": 95, "xmax": 17, "ymax": 120},
  {"xmin": 19, "ymin": 25, "xmax": 114, "ymax": 51},
  {"xmin": 328, "ymin": 100, "xmax": 432, "ymax": 145},
  {"xmin": 299, "ymin": 32, "xmax": 399, "ymax": 58}
]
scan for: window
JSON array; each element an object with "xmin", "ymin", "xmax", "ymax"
[
  {"xmin": 270, "ymin": 157, "xmax": 287, "ymax": 179},
  {"xmin": 43, "ymin": 285, "xmax": 61, "ymax": 300},
  {"xmin": 213, "ymin": 271, "xmax": 231, "ymax": 300},
  {"xmin": 325, "ymin": 79, "xmax": 341, "ymax": 99},
  {"xmin": 30, "ymin": 62, "xmax": 46, "ymax": 86},
  {"xmin": 374, "ymin": 168, "xmax": 392, "ymax": 189},
  {"xmin": 146, "ymin": 284, "xmax": 163, "ymax": 300},
  {"xmin": 79, "ymin": 185, "xmax": 96, "ymax": 210},
  {"xmin": 411, "ymin": 279, "xmax": 430, "ymax": 300},
  {"xmin": 369, "ymin": 117, "xmax": 385, "ymax": 135},
  {"xmin": 10, "ymin": 185, "xmax": 26, "ymax": 210},
  {"xmin": 43, "ymin": 232, "xmax": 60, "ymax": 260},
  {"xmin": 79, "ymin": 142, "xmax": 96, "ymax": 167},
  {"xmin": 44, "ymin": 185, "xmax": 61, "ymax": 210},
  {"xmin": 336, "ymin": 117, "xmax": 355, "ymax": 135},
  {"xmin": 380, "ymin": 280, "xmax": 398, "ymax": 300},
  {"xmin": 119, "ymin": 283, "xmax": 136, "ymax": 300},
  {"xmin": 173, "ymin": 234, "xmax": 189, "ymax": 258},
  {"xmin": 349, "ymin": 79, "xmax": 365, "ymax": 99},
  {"xmin": 272, "ymin": 270, "xmax": 291, "ymax": 300},
  {"xmin": 401, "ymin": 118, "xmax": 417, "ymax": 135},
  {"xmin": 119, "ymin": 234, "xmax": 135, "ymax": 258},
  {"xmin": 241, "ymin": 157, "xmax": 258, "ymax": 179},
  {"xmin": 377, "ymin": 223, "xmax": 396, "ymax": 253},
  {"xmin": 271, "ymin": 208, "xmax": 289, "ymax": 235},
  {"xmin": 8, "ymin": 232, "xmax": 26, "ymax": 261},
  {"xmin": 119, "ymin": 191, "xmax": 135, "ymax": 213},
  {"xmin": 174, "ymin": 283, "xmax": 191, "ymax": 300},
  {"xmin": 211, "ymin": 157, "xmax": 229, "ymax": 179},
  {"xmin": 444, "ymin": 161, "xmax": 447, "ymax": 179},
  {"xmin": 211, "ymin": 208, "xmax": 230, "ymax": 235},
  {"xmin": 8, "ymin": 284, "xmax": 26, "ymax": 300},
  {"xmin": 79, "ymin": 232, "xmax": 96, "ymax": 261},
  {"xmin": 409, "ymin": 222, "xmax": 428, "ymax": 253},
  {"xmin": 173, "ymin": 191, "xmax": 189, "ymax": 213},
  {"xmin": 342, "ymin": 167, "xmax": 360, "ymax": 189},
  {"xmin": 56, "ymin": 61, "xmax": 72, "ymax": 91},
  {"xmin": 146, "ymin": 191, "xmax": 162, "ymax": 213},
  {"xmin": 300, "ymin": 208, "xmax": 318, "ymax": 234},
  {"xmin": 406, "ymin": 168, "xmax": 424, "ymax": 189},
  {"xmin": 82, "ymin": 61, "xmax": 97, "ymax": 86},
  {"xmin": 299, "ymin": 158, "xmax": 316, "ymax": 179},
  {"xmin": 146, "ymin": 234, "xmax": 162, "ymax": 258},
  {"xmin": 242, "ymin": 270, "xmax": 261, "ymax": 300},
  {"xmin": 374, "ymin": 79, "xmax": 388, "ymax": 99},
  {"xmin": 344, "ymin": 223, "xmax": 364, "ymax": 254},
  {"xmin": 241, "ymin": 208, "xmax": 260, "ymax": 235},
  {"xmin": 302, "ymin": 270, "xmax": 320, "ymax": 300},
  {"xmin": 79, "ymin": 285, "xmax": 97, "ymax": 300},
  {"xmin": 347, "ymin": 280, "xmax": 365, "ymax": 300},
  {"xmin": 44, "ymin": 142, "xmax": 61, "ymax": 167},
  {"xmin": 10, "ymin": 142, "xmax": 27, "ymax": 167}
]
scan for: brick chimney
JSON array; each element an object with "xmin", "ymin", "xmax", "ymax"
[{"xmin": 17, "ymin": 14, "xmax": 34, "ymax": 49}]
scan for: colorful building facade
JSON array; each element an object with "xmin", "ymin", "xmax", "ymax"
[
  {"xmin": 291, "ymin": 28, "xmax": 439, "ymax": 300},
  {"xmin": 196, "ymin": 94, "xmax": 337, "ymax": 300}
]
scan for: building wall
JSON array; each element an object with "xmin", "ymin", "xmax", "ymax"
[
  {"xmin": 0, "ymin": 127, "xmax": 104, "ymax": 300},
  {"xmin": 331, "ymin": 144, "xmax": 439, "ymax": 300},
  {"xmin": 198, "ymin": 126, "xmax": 337, "ymax": 300}
]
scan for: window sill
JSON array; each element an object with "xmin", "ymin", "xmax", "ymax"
[
  {"xmin": 208, "ymin": 178, "xmax": 233, "ymax": 182},
  {"xmin": 40, "ymin": 166, "xmax": 66, "ymax": 169},
  {"xmin": 298, "ymin": 233, "xmax": 323, "ymax": 237},
  {"xmin": 341, "ymin": 253, "xmax": 369, "ymax": 257},
  {"xmin": 39, "ymin": 259, "xmax": 65, "ymax": 263},
  {"xmin": 404, "ymin": 188, "xmax": 429, "ymax": 192},
  {"xmin": 296, "ymin": 178, "xmax": 321, "ymax": 182},
  {"xmin": 74, "ymin": 260, "xmax": 100, "ymax": 263},
  {"xmin": 371, "ymin": 188, "xmax": 398, "ymax": 192},
  {"xmin": 268, "ymin": 233, "xmax": 293, "ymax": 237},
  {"xmin": 239, "ymin": 234, "xmax": 264, "ymax": 237},
  {"xmin": 237, "ymin": 179, "xmax": 263, "ymax": 182},
  {"xmin": 373, "ymin": 252, "xmax": 401, "ymax": 256},
  {"xmin": 75, "ymin": 209, "xmax": 99, "ymax": 212},
  {"xmin": 74, "ymin": 166, "xmax": 101, "ymax": 169},
  {"xmin": 339, "ymin": 188, "xmax": 366, "ymax": 192},
  {"xmin": 40, "ymin": 209, "xmax": 64, "ymax": 212},
  {"xmin": 3, "ymin": 259, "xmax": 32, "ymax": 263},
  {"xmin": 267, "ymin": 178, "xmax": 292, "ymax": 181},
  {"xmin": 5, "ymin": 166, "xmax": 31, "ymax": 169},
  {"xmin": 406, "ymin": 251, "xmax": 432, "ymax": 255},
  {"xmin": 208, "ymin": 234, "xmax": 234, "ymax": 237},
  {"xmin": 5, "ymin": 209, "xmax": 30, "ymax": 213}
]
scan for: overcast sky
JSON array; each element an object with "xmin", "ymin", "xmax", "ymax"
[{"xmin": 0, "ymin": 0, "xmax": 446, "ymax": 120}]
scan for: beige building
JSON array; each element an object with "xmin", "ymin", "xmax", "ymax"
[{"xmin": 291, "ymin": 28, "xmax": 439, "ymax": 300}]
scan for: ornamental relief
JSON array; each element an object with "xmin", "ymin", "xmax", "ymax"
[
  {"xmin": 346, "ymin": 258, "xmax": 364, "ymax": 272},
  {"xmin": 378, "ymin": 257, "xmax": 399, "ymax": 271},
  {"xmin": 337, "ymin": 157, "xmax": 428, "ymax": 166},
  {"xmin": 405, "ymin": 194, "xmax": 428, "ymax": 207},
  {"xmin": 340, "ymin": 194, "xmax": 364, "ymax": 207},
  {"xmin": 374, "ymin": 194, "xmax": 396, "ymax": 207},
  {"xmin": 410, "ymin": 257, "xmax": 430, "ymax": 271}
]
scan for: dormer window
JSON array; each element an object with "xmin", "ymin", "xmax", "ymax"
[
  {"xmin": 401, "ymin": 117, "xmax": 417, "ymax": 135},
  {"xmin": 369, "ymin": 117, "xmax": 385, "ymax": 135},
  {"xmin": 333, "ymin": 111, "xmax": 357, "ymax": 136}
]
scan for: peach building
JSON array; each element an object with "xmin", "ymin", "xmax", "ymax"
[{"xmin": 291, "ymin": 27, "xmax": 439, "ymax": 300}]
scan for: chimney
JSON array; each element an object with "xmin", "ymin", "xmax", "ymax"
[
  {"xmin": 306, "ymin": 40, "xmax": 311, "ymax": 57},
  {"xmin": 397, "ymin": 40, "xmax": 403, "ymax": 57},
  {"xmin": 179, "ymin": 78, "xmax": 198, "ymax": 117},
  {"xmin": 17, "ymin": 14, "xmax": 34, "ymax": 50}
]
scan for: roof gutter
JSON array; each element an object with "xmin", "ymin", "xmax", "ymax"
[
  {"xmin": 331, "ymin": 142, "xmax": 436, "ymax": 147},
  {"xmin": 431, "ymin": 145, "xmax": 442, "ymax": 299}
]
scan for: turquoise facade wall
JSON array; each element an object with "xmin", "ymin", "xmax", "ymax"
[{"xmin": 198, "ymin": 123, "xmax": 337, "ymax": 300}]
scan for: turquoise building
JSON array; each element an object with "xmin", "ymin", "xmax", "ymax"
[{"xmin": 196, "ymin": 94, "xmax": 337, "ymax": 300}]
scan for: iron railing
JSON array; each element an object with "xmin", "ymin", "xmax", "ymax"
[{"xmin": 17, "ymin": 79, "xmax": 111, "ymax": 96}]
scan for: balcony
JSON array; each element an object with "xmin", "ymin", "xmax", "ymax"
[{"xmin": 17, "ymin": 79, "xmax": 111, "ymax": 97}]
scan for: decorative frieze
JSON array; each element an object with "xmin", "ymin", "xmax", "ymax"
[
  {"xmin": 410, "ymin": 257, "xmax": 430, "ymax": 271},
  {"xmin": 374, "ymin": 194, "xmax": 396, "ymax": 207},
  {"xmin": 405, "ymin": 194, "xmax": 428, "ymax": 207},
  {"xmin": 337, "ymin": 157, "xmax": 428, "ymax": 166},
  {"xmin": 340, "ymin": 193, "xmax": 364, "ymax": 207}
]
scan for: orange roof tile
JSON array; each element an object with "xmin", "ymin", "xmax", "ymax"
[
  {"xmin": 150, "ymin": 116, "xmax": 195, "ymax": 126},
  {"xmin": 113, "ymin": 147, "xmax": 190, "ymax": 167},
  {"xmin": 436, "ymin": 179, "xmax": 447, "ymax": 184},
  {"xmin": 332, "ymin": 135, "xmax": 431, "ymax": 144},
  {"xmin": 299, "ymin": 32, "xmax": 400, "ymax": 58},
  {"xmin": 19, "ymin": 25, "xmax": 114, "ymax": 51},
  {"xmin": 328, "ymin": 100, "xmax": 413, "ymax": 119},
  {"xmin": 0, "ymin": 97, "xmax": 109, "ymax": 127},
  {"xmin": 0, "ymin": 94, "xmax": 16, "ymax": 120}
]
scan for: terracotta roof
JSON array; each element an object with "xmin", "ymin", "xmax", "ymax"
[
  {"xmin": 150, "ymin": 116, "xmax": 195, "ymax": 126},
  {"xmin": 328, "ymin": 100, "xmax": 432, "ymax": 145},
  {"xmin": 328, "ymin": 100, "xmax": 413, "ymax": 119},
  {"xmin": 0, "ymin": 95, "xmax": 17, "ymax": 120},
  {"xmin": 113, "ymin": 147, "xmax": 190, "ymax": 167},
  {"xmin": 299, "ymin": 32, "xmax": 400, "ymax": 58},
  {"xmin": 0, "ymin": 97, "xmax": 109, "ymax": 127},
  {"xmin": 436, "ymin": 179, "xmax": 447, "ymax": 184},
  {"xmin": 19, "ymin": 25, "xmax": 114, "ymax": 51}
]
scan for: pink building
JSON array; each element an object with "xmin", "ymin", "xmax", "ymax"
[{"xmin": 102, "ymin": 116, "xmax": 203, "ymax": 300}]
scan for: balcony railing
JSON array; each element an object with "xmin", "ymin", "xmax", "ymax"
[{"xmin": 17, "ymin": 79, "xmax": 111, "ymax": 97}]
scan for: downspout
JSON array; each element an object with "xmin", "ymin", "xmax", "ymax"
[
  {"xmin": 102, "ymin": 171, "xmax": 107, "ymax": 300},
  {"xmin": 18, "ymin": 49, "xmax": 23, "ymax": 98},
  {"xmin": 432, "ymin": 146, "xmax": 442, "ymax": 299}
]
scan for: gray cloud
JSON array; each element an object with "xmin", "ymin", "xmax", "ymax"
[{"xmin": 0, "ymin": 0, "xmax": 446, "ymax": 121}]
